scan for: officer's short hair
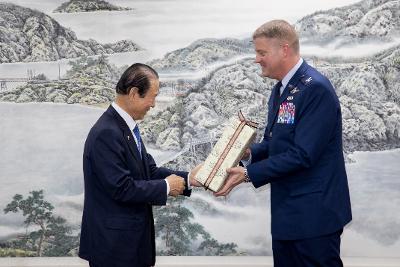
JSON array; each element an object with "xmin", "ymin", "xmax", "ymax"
[
  {"xmin": 253, "ymin": 20, "xmax": 299, "ymax": 54},
  {"xmin": 116, "ymin": 63, "xmax": 159, "ymax": 97}
]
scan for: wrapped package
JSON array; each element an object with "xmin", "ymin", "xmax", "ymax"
[{"xmin": 195, "ymin": 111, "xmax": 258, "ymax": 192}]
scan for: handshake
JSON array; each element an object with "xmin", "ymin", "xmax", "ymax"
[{"xmin": 167, "ymin": 148, "xmax": 251, "ymax": 197}]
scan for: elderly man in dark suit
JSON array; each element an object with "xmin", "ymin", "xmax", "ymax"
[
  {"xmin": 216, "ymin": 20, "xmax": 352, "ymax": 267},
  {"xmin": 79, "ymin": 63, "xmax": 201, "ymax": 267}
]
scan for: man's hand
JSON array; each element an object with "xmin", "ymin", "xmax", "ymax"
[
  {"xmin": 241, "ymin": 148, "xmax": 251, "ymax": 161},
  {"xmin": 166, "ymin": 174, "xmax": 185, "ymax": 197},
  {"xmin": 189, "ymin": 163, "xmax": 203, "ymax": 187},
  {"xmin": 214, "ymin": 166, "xmax": 246, "ymax": 197}
]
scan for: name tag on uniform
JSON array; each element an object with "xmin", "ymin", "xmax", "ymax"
[{"xmin": 277, "ymin": 102, "xmax": 295, "ymax": 124}]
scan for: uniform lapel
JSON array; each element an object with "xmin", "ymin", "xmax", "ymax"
[
  {"xmin": 268, "ymin": 82, "xmax": 282, "ymax": 127},
  {"xmin": 267, "ymin": 61, "xmax": 309, "ymax": 132}
]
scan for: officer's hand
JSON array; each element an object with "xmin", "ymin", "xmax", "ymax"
[
  {"xmin": 166, "ymin": 175, "xmax": 185, "ymax": 197},
  {"xmin": 214, "ymin": 167, "xmax": 246, "ymax": 197}
]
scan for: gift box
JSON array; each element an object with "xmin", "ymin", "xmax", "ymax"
[{"xmin": 195, "ymin": 111, "xmax": 258, "ymax": 192}]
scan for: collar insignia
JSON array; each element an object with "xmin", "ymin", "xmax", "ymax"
[{"xmin": 301, "ymin": 76, "xmax": 313, "ymax": 85}]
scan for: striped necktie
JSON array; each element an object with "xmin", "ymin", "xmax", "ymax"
[{"xmin": 133, "ymin": 125, "xmax": 142, "ymax": 157}]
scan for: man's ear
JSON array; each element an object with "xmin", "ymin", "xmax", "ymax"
[{"xmin": 129, "ymin": 87, "xmax": 139, "ymax": 99}]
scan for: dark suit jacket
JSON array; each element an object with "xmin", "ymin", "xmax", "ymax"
[
  {"xmin": 79, "ymin": 106, "xmax": 191, "ymax": 267},
  {"xmin": 248, "ymin": 61, "xmax": 352, "ymax": 240}
]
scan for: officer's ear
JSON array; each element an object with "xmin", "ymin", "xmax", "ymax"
[{"xmin": 281, "ymin": 43, "xmax": 289, "ymax": 56}]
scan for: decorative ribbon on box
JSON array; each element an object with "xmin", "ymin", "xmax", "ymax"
[{"xmin": 195, "ymin": 111, "xmax": 258, "ymax": 192}]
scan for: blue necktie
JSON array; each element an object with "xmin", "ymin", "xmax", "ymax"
[
  {"xmin": 133, "ymin": 125, "xmax": 142, "ymax": 157},
  {"xmin": 273, "ymin": 81, "xmax": 282, "ymax": 111}
]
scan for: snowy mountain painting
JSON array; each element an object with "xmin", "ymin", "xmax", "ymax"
[{"xmin": 0, "ymin": 0, "xmax": 399, "ymax": 258}]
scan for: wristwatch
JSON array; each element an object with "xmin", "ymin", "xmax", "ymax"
[{"xmin": 243, "ymin": 168, "xmax": 251, "ymax": 183}]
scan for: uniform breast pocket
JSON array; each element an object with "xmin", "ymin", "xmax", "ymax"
[{"xmin": 270, "ymin": 124, "xmax": 295, "ymax": 153}]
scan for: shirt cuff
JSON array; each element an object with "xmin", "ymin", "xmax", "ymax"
[
  {"xmin": 165, "ymin": 179, "xmax": 170, "ymax": 196},
  {"xmin": 186, "ymin": 172, "xmax": 192, "ymax": 190},
  {"xmin": 241, "ymin": 153, "xmax": 252, "ymax": 167}
]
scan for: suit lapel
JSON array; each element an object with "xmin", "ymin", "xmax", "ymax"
[
  {"xmin": 123, "ymin": 128, "xmax": 144, "ymax": 165},
  {"xmin": 141, "ymin": 142, "xmax": 150, "ymax": 179},
  {"xmin": 106, "ymin": 106, "xmax": 146, "ymax": 172},
  {"xmin": 268, "ymin": 61, "xmax": 309, "ymax": 132}
]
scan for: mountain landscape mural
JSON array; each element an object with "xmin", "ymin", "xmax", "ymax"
[{"xmin": 0, "ymin": 0, "xmax": 399, "ymax": 258}]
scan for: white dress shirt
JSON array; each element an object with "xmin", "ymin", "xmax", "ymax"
[{"xmin": 279, "ymin": 58, "xmax": 303, "ymax": 95}]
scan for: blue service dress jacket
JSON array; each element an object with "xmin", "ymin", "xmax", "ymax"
[
  {"xmin": 79, "ymin": 106, "xmax": 191, "ymax": 267},
  {"xmin": 247, "ymin": 61, "xmax": 352, "ymax": 240}
]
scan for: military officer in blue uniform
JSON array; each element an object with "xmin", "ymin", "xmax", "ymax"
[{"xmin": 215, "ymin": 20, "xmax": 352, "ymax": 267}]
